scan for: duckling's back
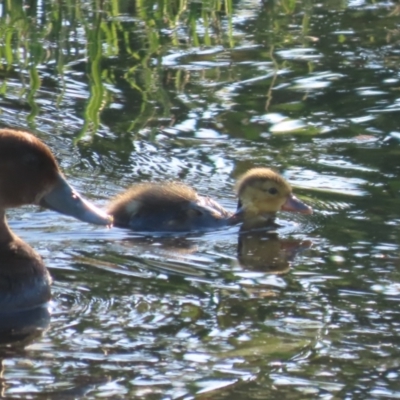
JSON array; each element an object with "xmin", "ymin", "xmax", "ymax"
[{"xmin": 108, "ymin": 182, "xmax": 231, "ymax": 233}]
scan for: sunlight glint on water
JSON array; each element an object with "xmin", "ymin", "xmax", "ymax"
[{"xmin": 0, "ymin": 0, "xmax": 400, "ymax": 398}]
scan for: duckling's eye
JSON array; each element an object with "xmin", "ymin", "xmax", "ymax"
[{"xmin": 268, "ymin": 187, "xmax": 278, "ymax": 195}]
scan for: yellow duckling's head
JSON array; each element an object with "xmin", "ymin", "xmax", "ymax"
[{"xmin": 235, "ymin": 168, "xmax": 312, "ymax": 220}]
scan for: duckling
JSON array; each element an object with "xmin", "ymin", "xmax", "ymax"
[
  {"xmin": 108, "ymin": 168, "xmax": 312, "ymax": 233},
  {"xmin": 0, "ymin": 128, "xmax": 112, "ymax": 314}
]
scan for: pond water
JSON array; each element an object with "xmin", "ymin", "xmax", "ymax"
[{"xmin": 1, "ymin": 0, "xmax": 400, "ymax": 398}]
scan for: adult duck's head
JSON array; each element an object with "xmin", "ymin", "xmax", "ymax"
[
  {"xmin": 234, "ymin": 168, "xmax": 312, "ymax": 223},
  {"xmin": 0, "ymin": 129, "xmax": 112, "ymax": 225}
]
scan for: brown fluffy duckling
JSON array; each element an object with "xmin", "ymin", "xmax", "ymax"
[{"xmin": 108, "ymin": 168, "xmax": 312, "ymax": 233}]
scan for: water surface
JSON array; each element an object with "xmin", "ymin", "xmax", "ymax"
[{"xmin": 1, "ymin": 0, "xmax": 400, "ymax": 398}]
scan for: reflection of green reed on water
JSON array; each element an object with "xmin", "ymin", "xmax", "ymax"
[
  {"xmin": 76, "ymin": 2, "xmax": 117, "ymax": 142},
  {"xmin": 0, "ymin": 0, "xmax": 234, "ymax": 137},
  {"xmin": 0, "ymin": 0, "xmax": 320, "ymax": 140},
  {"xmin": 0, "ymin": 1, "xmax": 44, "ymax": 124},
  {"xmin": 122, "ymin": 0, "xmax": 234, "ymax": 136}
]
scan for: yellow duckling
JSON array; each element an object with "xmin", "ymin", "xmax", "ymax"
[{"xmin": 108, "ymin": 168, "xmax": 312, "ymax": 233}]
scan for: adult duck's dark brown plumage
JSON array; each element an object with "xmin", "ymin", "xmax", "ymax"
[
  {"xmin": 108, "ymin": 168, "xmax": 312, "ymax": 233},
  {"xmin": 0, "ymin": 128, "xmax": 112, "ymax": 314}
]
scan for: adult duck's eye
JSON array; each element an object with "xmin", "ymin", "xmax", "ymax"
[{"xmin": 268, "ymin": 187, "xmax": 278, "ymax": 195}]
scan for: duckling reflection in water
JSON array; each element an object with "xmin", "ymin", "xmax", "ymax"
[
  {"xmin": 238, "ymin": 231, "xmax": 312, "ymax": 273},
  {"xmin": 93, "ymin": 229, "xmax": 311, "ymax": 281},
  {"xmin": 108, "ymin": 168, "xmax": 312, "ymax": 233},
  {"xmin": 0, "ymin": 128, "xmax": 111, "ymax": 342}
]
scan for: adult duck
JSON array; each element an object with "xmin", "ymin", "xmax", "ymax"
[
  {"xmin": 108, "ymin": 167, "xmax": 312, "ymax": 233},
  {"xmin": 0, "ymin": 128, "xmax": 111, "ymax": 314}
]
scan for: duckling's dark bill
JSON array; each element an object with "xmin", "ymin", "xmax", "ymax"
[
  {"xmin": 281, "ymin": 194, "xmax": 313, "ymax": 215},
  {"xmin": 39, "ymin": 173, "xmax": 112, "ymax": 225}
]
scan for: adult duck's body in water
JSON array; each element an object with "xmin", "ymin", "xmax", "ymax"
[{"xmin": 0, "ymin": 128, "xmax": 111, "ymax": 314}]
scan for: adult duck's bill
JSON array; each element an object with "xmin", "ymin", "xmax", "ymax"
[
  {"xmin": 39, "ymin": 173, "xmax": 112, "ymax": 226},
  {"xmin": 281, "ymin": 194, "xmax": 313, "ymax": 215}
]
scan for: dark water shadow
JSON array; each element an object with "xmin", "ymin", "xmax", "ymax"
[{"xmin": 0, "ymin": 306, "xmax": 50, "ymax": 350}]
